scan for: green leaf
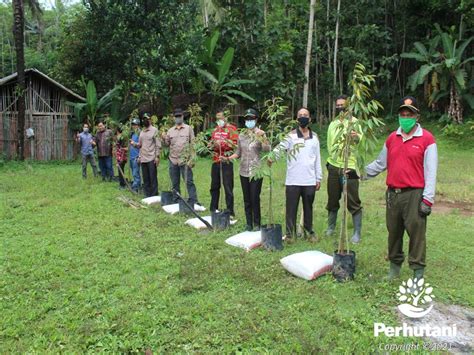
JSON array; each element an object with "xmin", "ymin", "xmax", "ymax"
[
  {"xmin": 462, "ymin": 93, "xmax": 474, "ymax": 109},
  {"xmin": 440, "ymin": 32, "xmax": 454, "ymax": 59},
  {"xmin": 413, "ymin": 42, "xmax": 428, "ymax": 57},
  {"xmin": 217, "ymin": 47, "xmax": 235, "ymax": 84},
  {"xmin": 454, "ymin": 37, "xmax": 473, "ymax": 60},
  {"xmin": 196, "ymin": 68, "xmax": 218, "ymax": 84},
  {"xmin": 223, "ymin": 89, "xmax": 255, "ymax": 102},
  {"xmin": 454, "ymin": 69, "xmax": 466, "ymax": 89},
  {"xmin": 221, "ymin": 79, "xmax": 255, "ymax": 88},
  {"xmin": 222, "ymin": 95, "xmax": 238, "ymax": 104},
  {"xmin": 400, "ymin": 52, "xmax": 426, "ymax": 61}
]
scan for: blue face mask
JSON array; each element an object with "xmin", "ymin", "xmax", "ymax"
[{"xmin": 245, "ymin": 120, "xmax": 256, "ymax": 129}]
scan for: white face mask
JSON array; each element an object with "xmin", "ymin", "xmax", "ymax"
[
  {"xmin": 83, "ymin": 127, "xmax": 89, "ymax": 133},
  {"xmin": 217, "ymin": 119, "xmax": 225, "ymax": 128},
  {"xmin": 245, "ymin": 120, "xmax": 256, "ymax": 129}
]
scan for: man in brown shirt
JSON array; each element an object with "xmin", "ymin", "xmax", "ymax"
[
  {"xmin": 163, "ymin": 108, "xmax": 199, "ymax": 205},
  {"xmin": 132, "ymin": 113, "xmax": 160, "ymax": 197},
  {"xmin": 93, "ymin": 121, "xmax": 114, "ymax": 181}
]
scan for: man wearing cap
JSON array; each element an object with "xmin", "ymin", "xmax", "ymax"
[
  {"xmin": 132, "ymin": 113, "xmax": 160, "ymax": 197},
  {"xmin": 129, "ymin": 118, "xmax": 142, "ymax": 193},
  {"xmin": 270, "ymin": 108, "xmax": 322, "ymax": 243},
  {"xmin": 209, "ymin": 110, "xmax": 238, "ymax": 216},
  {"xmin": 163, "ymin": 108, "xmax": 199, "ymax": 206},
  {"xmin": 325, "ymin": 94, "xmax": 363, "ymax": 243},
  {"xmin": 365, "ymin": 96, "xmax": 438, "ymax": 280}
]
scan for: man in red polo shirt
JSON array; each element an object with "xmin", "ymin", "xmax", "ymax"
[
  {"xmin": 366, "ymin": 96, "xmax": 437, "ymax": 280},
  {"xmin": 210, "ymin": 110, "xmax": 238, "ymax": 216}
]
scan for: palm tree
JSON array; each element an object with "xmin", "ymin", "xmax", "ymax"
[{"xmin": 12, "ymin": 0, "xmax": 42, "ymax": 160}]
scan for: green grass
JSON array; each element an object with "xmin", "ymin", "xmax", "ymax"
[{"xmin": 1, "ymin": 126, "xmax": 473, "ymax": 352}]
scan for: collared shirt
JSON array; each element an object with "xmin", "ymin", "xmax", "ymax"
[
  {"xmin": 164, "ymin": 124, "xmax": 194, "ymax": 165},
  {"xmin": 95, "ymin": 129, "xmax": 113, "ymax": 157},
  {"xmin": 78, "ymin": 131, "xmax": 94, "ymax": 156},
  {"xmin": 138, "ymin": 125, "xmax": 161, "ymax": 163},
  {"xmin": 211, "ymin": 123, "xmax": 238, "ymax": 163},
  {"xmin": 235, "ymin": 129, "xmax": 271, "ymax": 177},
  {"xmin": 366, "ymin": 124, "xmax": 438, "ymax": 204},
  {"xmin": 276, "ymin": 128, "xmax": 323, "ymax": 186},
  {"xmin": 326, "ymin": 117, "xmax": 361, "ymax": 169},
  {"xmin": 130, "ymin": 131, "xmax": 140, "ymax": 160}
]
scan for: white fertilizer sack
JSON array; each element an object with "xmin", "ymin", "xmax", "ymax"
[
  {"xmin": 185, "ymin": 216, "xmax": 238, "ymax": 229},
  {"xmin": 162, "ymin": 203, "xmax": 206, "ymax": 215},
  {"xmin": 141, "ymin": 196, "xmax": 161, "ymax": 205},
  {"xmin": 225, "ymin": 231, "xmax": 262, "ymax": 251},
  {"xmin": 280, "ymin": 251, "xmax": 333, "ymax": 280}
]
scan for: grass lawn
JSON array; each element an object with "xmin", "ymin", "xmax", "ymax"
[{"xmin": 1, "ymin": 123, "xmax": 473, "ymax": 352}]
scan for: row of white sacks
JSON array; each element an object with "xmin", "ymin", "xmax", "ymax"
[{"xmin": 142, "ymin": 195, "xmax": 333, "ymax": 281}]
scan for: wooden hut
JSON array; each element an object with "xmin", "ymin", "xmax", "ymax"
[{"xmin": 0, "ymin": 68, "xmax": 85, "ymax": 160}]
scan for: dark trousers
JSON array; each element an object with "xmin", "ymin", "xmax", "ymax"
[
  {"xmin": 386, "ymin": 188, "xmax": 426, "ymax": 270},
  {"xmin": 117, "ymin": 161, "xmax": 127, "ymax": 187},
  {"xmin": 169, "ymin": 161, "xmax": 198, "ymax": 204},
  {"xmin": 81, "ymin": 154, "xmax": 97, "ymax": 178},
  {"xmin": 98, "ymin": 156, "xmax": 114, "ymax": 180},
  {"xmin": 210, "ymin": 162, "xmax": 234, "ymax": 215},
  {"xmin": 141, "ymin": 161, "xmax": 158, "ymax": 197},
  {"xmin": 285, "ymin": 185, "xmax": 316, "ymax": 238},
  {"xmin": 240, "ymin": 175, "xmax": 263, "ymax": 229},
  {"xmin": 326, "ymin": 163, "xmax": 362, "ymax": 215}
]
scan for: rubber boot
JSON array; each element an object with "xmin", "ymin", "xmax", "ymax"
[
  {"xmin": 413, "ymin": 268, "xmax": 424, "ymax": 280},
  {"xmin": 350, "ymin": 211, "xmax": 362, "ymax": 244},
  {"xmin": 325, "ymin": 211, "xmax": 338, "ymax": 237},
  {"xmin": 388, "ymin": 262, "xmax": 401, "ymax": 280}
]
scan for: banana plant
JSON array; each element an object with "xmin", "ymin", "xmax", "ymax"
[
  {"xmin": 67, "ymin": 79, "xmax": 122, "ymax": 132},
  {"xmin": 197, "ymin": 31, "xmax": 255, "ymax": 108},
  {"xmin": 402, "ymin": 24, "xmax": 474, "ymax": 123}
]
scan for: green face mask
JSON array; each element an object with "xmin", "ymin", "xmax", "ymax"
[{"xmin": 398, "ymin": 116, "xmax": 417, "ymax": 133}]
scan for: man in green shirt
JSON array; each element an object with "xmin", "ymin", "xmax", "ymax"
[{"xmin": 325, "ymin": 95, "xmax": 363, "ymax": 243}]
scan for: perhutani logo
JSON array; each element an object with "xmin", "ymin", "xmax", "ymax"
[
  {"xmin": 374, "ymin": 278, "xmax": 457, "ymax": 337},
  {"xmin": 397, "ymin": 277, "xmax": 434, "ymax": 318}
]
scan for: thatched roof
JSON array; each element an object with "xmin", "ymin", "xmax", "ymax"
[{"xmin": 0, "ymin": 68, "xmax": 85, "ymax": 101}]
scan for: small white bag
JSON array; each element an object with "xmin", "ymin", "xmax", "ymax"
[
  {"xmin": 280, "ymin": 251, "xmax": 333, "ymax": 280},
  {"xmin": 225, "ymin": 231, "xmax": 262, "ymax": 251},
  {"xmin": 185, "ymin": 215, "xmax": 238, "ymax": 230},
  {"xmin": 141, "ymin": 196, "xmax": 161, "ymax": 205},
  {"xmin": 162, "ymin": 203, "xmax": 206, "ymax": 215}
]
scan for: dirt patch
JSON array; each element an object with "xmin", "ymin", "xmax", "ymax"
[
  {"xmin": 399, "ymin": 302, "xmax": 474, "ymax": 353},
  {"xmin": 433, "ymin": 200, "xmax": 473, "ymax": 216}
]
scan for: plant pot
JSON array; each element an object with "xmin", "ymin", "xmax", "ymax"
[
  {"xmin": 178, "ymin": 199, "xmax": 194, "ymax": 215},
  {"xmin": 211, "ymin": 210, "xmax": 230, "ymax": 230},
  {"xmin": 332, "ymin": 250, "xmax": 356, "ymax": 282},
  {"xmin": 160, "ymin": 191, "xmax": 174, "ymax": 206},
  {"xmin": 261, "ymin": 224, "xmax": 283, "ymax": 251}
]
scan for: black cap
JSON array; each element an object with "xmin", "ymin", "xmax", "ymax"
[
  {"xmin": 244, "ymin": 108, "xmax": 258, "ymax": 119},
  {"xmin": 399, "ymin": 96, "xmax": 420, "ymax": 114},
  {"xmin": 173, "ymin": 108, "xmax": 184, "ymax": 117}
]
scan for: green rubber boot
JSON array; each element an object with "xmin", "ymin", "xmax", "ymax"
[
  {"xmin": 413, "ymin": 268, "xmax": 424, "ymax": 280},
  {"xmin": 388, "ymin": 262, "xmax": 401, "ymax": 280},
  {"xmin": 325, "ymin": 211, "xmax": 338, "ymax": 237}
]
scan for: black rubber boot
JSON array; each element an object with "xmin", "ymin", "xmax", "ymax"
[{"xmin": 350, "ymin": 211, "xmax": 362, "ymax": 244}]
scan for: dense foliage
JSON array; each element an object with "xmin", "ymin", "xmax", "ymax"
[{"xmin": 1, "ymin": 0, "xmax": 473, "ymax": 122}]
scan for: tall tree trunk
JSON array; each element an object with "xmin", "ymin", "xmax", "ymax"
[
  {"xmin": 448, "ymin": 82, "xmax": 463, "ymax": 124},
  {"xmin": 303, "ymin": 0, "xmax": 316, "ymax": 108},
  {"xmin": 13, "ymin": 0, "xmax": 26, "ymax": 160},
  {"xmin": 333, "ymin": 0, "xmax": 341, "ymax": 96}
]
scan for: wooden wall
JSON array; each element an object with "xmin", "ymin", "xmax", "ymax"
[{"xmin": 0, "ymin": 74, "xmax": 79, "ymax": 161}]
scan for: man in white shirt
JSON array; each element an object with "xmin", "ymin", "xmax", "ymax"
[{"xmin": 272, "ymin": 108, "xmax": 323, "ymax": 242}]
